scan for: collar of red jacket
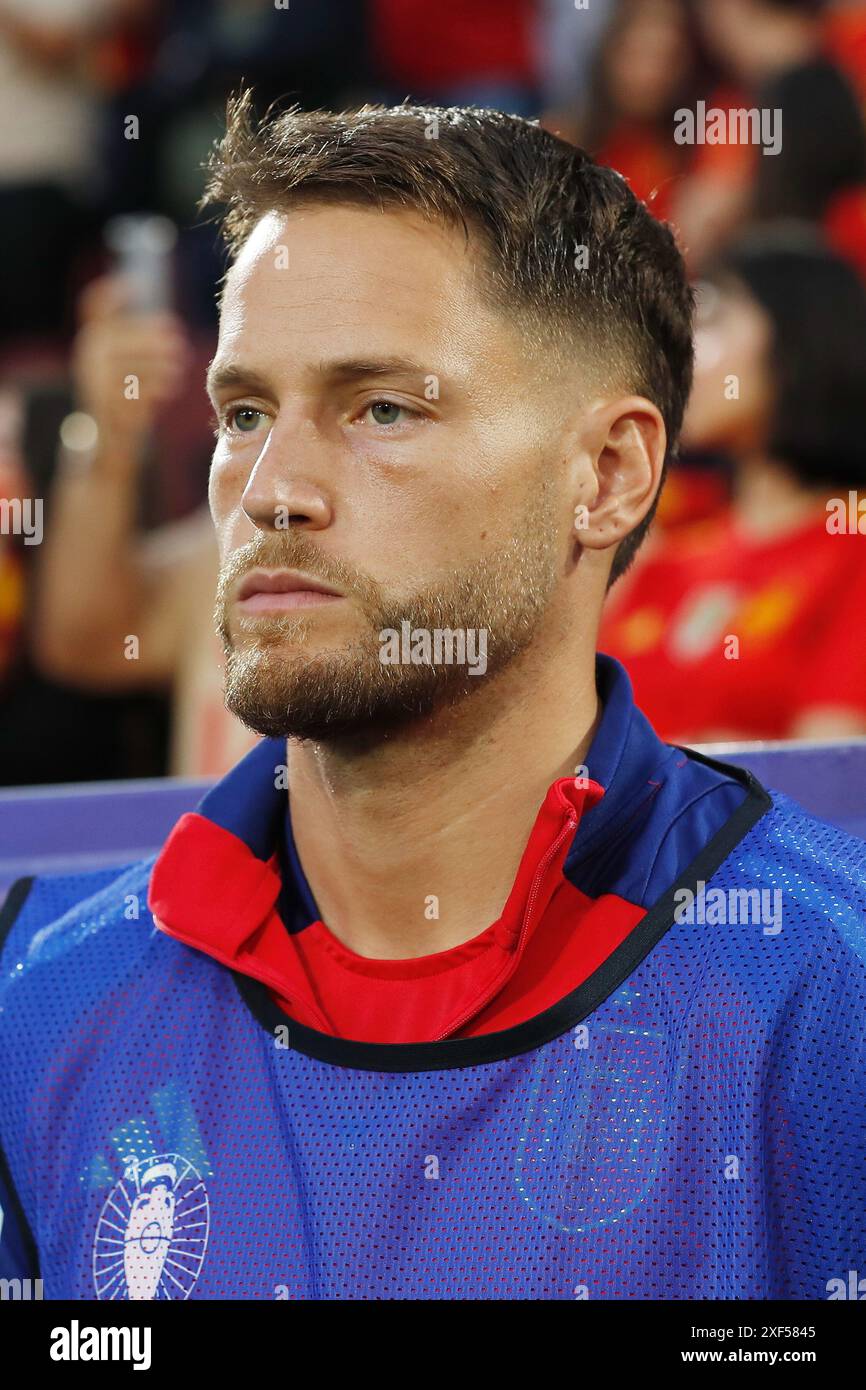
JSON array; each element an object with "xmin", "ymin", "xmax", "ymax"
[{"xmin": 148, "ymin": 655, "xmax": 661, "ymax": 1023}]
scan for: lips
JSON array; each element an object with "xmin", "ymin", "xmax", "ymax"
[
  {"xmin": 237, "ymin": 569, "xmax": 348, "ymax": 614},
  {"xmin": 237, "ymin": 569, "xmax": 344, "ymax": 602}
]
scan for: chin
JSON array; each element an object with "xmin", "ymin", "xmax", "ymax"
[{"xmin": 222, "ymin": 640, "xmax": 485, "ymax": 746}]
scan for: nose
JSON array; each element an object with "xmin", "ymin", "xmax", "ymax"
[{"xmin": 240, "ymin": 417, "xmax": 333, "ymax": 533}]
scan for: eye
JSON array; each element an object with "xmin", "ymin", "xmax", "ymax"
[
  {"xmin": 362, "ymin": 400, "xmax": 414, "ymax": 427},
  {"xmin": 214, "ymin": 404, "xmax": 269, "ymax": 438},
  {"xmin": 230, "ymin": 405, "xmax": 267, "ymax": 433}
]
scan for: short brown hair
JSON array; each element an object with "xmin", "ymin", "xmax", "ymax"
[{"xmin": 199, "ymin": 90, "xmax": 694, "ymax": 584}]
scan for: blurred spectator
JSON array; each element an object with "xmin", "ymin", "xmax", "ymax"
[
  {"xmin": 677, "ymin": 0, "xmax": 866, "ymax": 268},
  {"xmin": 649, "ymin": 451, "xmax": 731, "ymax": 534},
  {"xmin": 535, "ymin": 0, "xmax": 617, "ymax": 115},
  {"xmin": 30, "ymin": 271, "xmax": 257, "ymax": 776},
  {"xmin": 0, "ymin": 0, "xmax": 137, "ymax": 352},
  {"xmin": 825, "ymin": 0, "xmax": 866, "ymax": 104},
  {"xmin": 600, "ymin": 232, "xmax": 866, "ymax": 743},
  {"xmin": 102, "ymin": 0, "xmax": 372, "ymax": 331},
  {"xmin": 8, "ymin": 0, "xmax": 866, "ymax": 786},
  {"xmin": 370, "ymin": 0, "xmax": 540, "ymax": 113},
  {"xmin": 0, "ymin": 384, "xmax": 26, "ymax": 682},
  {"xmin": 545, "ymin": 0, "xmax": 700, "ymax": 221},
  {"xmin": 2, "ymin": 3, "xmax": 381, "ymax": 786},
  {"xmin": 0, "ymin": 362, "xmax": 171, "ymax": 786}
]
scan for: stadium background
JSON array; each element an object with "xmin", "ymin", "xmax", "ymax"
[{"xmin": 2, "ymin": 0, "xmax": 866, "ymax": 880}]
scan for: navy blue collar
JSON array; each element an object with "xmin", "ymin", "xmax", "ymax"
[
  {"xmin": 574, "ymin": 652, "xmax": 675, "ymax": 853},
  {"xmin": 192, "ymin": 650, "xmax": 752, "ymax": 921},
  {"xmin": 272, "ymin": 653, "xmax": 665, "ymax": 929},
  {"xmin": 195, "ymin": 653, "xmax": 651, "ymax": 849}
]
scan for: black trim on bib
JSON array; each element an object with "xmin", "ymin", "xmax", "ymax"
[
  {"xmin": 0, "ymin": 875, "xmax": 41, "ymax": 1278},
  {"xmin": 234, "ymin": 754, "xmax": 773, "ymax": 1073},
  {"xmin": 0, "ymin": 876, "xmax": 33, "ymax": 954}
]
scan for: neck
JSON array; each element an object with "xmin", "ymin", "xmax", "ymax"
[
  {"xmin": 286, "ymin": 641, "xmax": 600, "ymax": 959},
  {"xmin": 732, "ymin": 453, "xmax": 826, "ymax": 540}
]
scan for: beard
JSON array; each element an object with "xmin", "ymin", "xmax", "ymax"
[{"xmin": 215, "ymin": 484, "xmax": 562, "ymax": 743}]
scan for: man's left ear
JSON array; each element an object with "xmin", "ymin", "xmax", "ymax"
[{"xmin": 571, "ymin": 397, "xmax": 667, "ymax": 550}]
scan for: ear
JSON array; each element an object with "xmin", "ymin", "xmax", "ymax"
[{"xmin": 570, "ymin": 396, "xmax": 667, "ymax": 556}]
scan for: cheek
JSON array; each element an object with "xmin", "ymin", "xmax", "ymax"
[
  {"xmin": 361, "ymin": 478, "xmax": 486, "ymax": 578},
  {"xmin": 208, "ymin": 438, "xmax": 259, "ymax": 508},
  {"xmin": 207, "ymin": 454, "xmax": 232, "ymax": 533},
  {"xmin": 346, "ymin": 433, "xmax": 513, "ymax": 559},
  {"xmin": 208, "ymin": 451, "xmax": 254, "ymax": 558}
]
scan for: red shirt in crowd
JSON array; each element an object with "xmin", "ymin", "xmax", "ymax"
[{"xmin": 599, "ymin": 501, "xmax": 866, "ymax": 742}]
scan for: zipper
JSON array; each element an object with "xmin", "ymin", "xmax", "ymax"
[{"xmin": 431, "ymin": 814, "xmax": 579, "ymax": 1041}]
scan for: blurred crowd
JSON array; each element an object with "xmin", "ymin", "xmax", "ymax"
[{"xmin": 2, "ymin": 0, "xmax": 866, "ymax": 785}]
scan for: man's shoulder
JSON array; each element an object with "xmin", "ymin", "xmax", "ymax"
[
  {"xmin": 748, "ymin": 787, "xmax": 866, "ymax": 874},
  {"xmin": 729, "ymin": 786, "xmax": 866, "ymax": 961},
  {"xmin": 0, "ymin": 858, "xmax": 169, "ymax": 1031},
  {"xmin": 1, "ymin": 858, "xmax": 153, "ymax": 958}
]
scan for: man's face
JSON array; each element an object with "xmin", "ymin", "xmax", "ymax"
[{"xmin": 208, "ymin": 204, "xmax": 577, "ymax": 741}]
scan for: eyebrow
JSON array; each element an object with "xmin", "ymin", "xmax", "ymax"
[
  {"xmin": 205, "ymin": 355, "xmax": 436, "ymax": 402},
  {"xmin": 205, "ymin": 361, "xmax": 274, "ymax": 403}
]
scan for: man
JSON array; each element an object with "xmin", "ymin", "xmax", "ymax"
[{"xmin": 1, "ymin": 94, "xmax": 864, "ymax": 1300}]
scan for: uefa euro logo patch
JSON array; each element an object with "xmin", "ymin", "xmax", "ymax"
[{"xmin": 92, "ymin": 1152, "xmax": 210, "ymax": 1299}]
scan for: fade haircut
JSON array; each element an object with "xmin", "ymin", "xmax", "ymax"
[{"xmin": 199, "ymin": 90, "xmax": 694, "ymax": 585}]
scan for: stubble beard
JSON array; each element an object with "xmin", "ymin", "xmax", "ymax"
[{"xmin": 215, "ymin": 484, "xmax": 562, "ymax": 744}]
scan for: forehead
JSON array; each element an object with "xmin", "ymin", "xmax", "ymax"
[{"xmin": 216, "ymin": 204, "xmax": 516, "ymax": 371}]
